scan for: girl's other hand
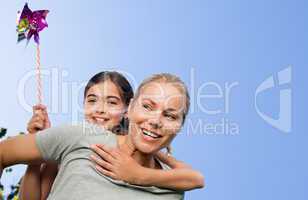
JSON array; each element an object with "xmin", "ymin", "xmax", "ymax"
[
  {"xmin": 155, "ymin": 151, "xmax": 192, "ymax": 169},
  {"xmin": 27, "ymin": 104, "xmax": 51, "ymax": 134},
  {"xmin": 90, "ymin": 144, "xmax": 144, "ymax": 185}
]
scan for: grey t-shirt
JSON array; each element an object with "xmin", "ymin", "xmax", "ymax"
[{"xmin": 35, "ymin": 122, "xmax": 184, "ymax": 200}]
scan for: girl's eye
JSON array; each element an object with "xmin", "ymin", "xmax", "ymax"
[
  {"xmin": 87, "ymin": 99, "xmax": 97, "ymax": 103},
  {"xmin": 107, "ymin": 101, "xmax": 118, "ymax": 105},
  {"xmin": 143, "ymin": 103, "xmax": 152, "ymax": 111}
]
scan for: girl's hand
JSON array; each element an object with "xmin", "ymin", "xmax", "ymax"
[
  {"xmin": 27, "ymin": 104, "xmax": 51, "ymax": 134},
  {"xmin": 90, "ymin": 144, "xmax": 144, "ymax": 185}
]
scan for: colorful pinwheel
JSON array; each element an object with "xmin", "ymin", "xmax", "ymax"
[
  {"xmin": 16, "ymin": 3, "xmax": 49, "ymax": 104},
  {"xmin": 16, "ymin": 3, "xmax": 49, "ymax": 44}
]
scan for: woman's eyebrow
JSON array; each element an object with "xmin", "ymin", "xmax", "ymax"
[
  {"xmin": 165, "ymin": 108, "xmax": 179, "ymax": 113},
  {"xmin": 142, "ymin": 98, "xmax": 156, "ymax": 105}
]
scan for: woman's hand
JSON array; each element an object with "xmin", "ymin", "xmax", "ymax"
[
  {"xmin": 90, "ymin": 144, "xmax": 145, "ymax": 185},
  {"xmin": 27, "ymin": 104, "xmax": 51, "ymax": 134}
]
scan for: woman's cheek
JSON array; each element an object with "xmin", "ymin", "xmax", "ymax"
[{"xmin": 164, "ymin": 120, "xmax": 182, "ymax": 133}]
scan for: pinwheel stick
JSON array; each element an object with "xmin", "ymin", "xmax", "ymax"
[{"xmin": 36, "ymin": 44, "xmax": 43, "ymax": 104}]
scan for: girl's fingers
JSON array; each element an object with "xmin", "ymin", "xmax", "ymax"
[
  {"xmin": 31, "ymin": 117, "xmax": 44, "ymax": 125},
  {"xmin": 45, "ymin": 117, "xmax": 51, "ymax": 128},
  {"xmin": 41, "ymin": 110, "xmax": 51, "ymax": 128},
  {"xmin": 91, "ymin": 145, "xmax": 116, "ymax": 163},
  {"xmin": 34, "ymin": 110, "xmax": 44, "ymax": 117},
  {"xmin": 33, "ymin": 105, "xmax": 48, "ymax": 117},
  {"xmin": 32, "ymin": 122, "xmax": 44, "ymax": 130},
  {"xmin": 28, "ymin": 122, "xmax": 44, "ymax": 133},
  {"xmin": 96, "ymin": 144, "xmax": 120, "ymax": 158},
  {"xmin": 32, "ymin": 115, "xmax": 44, "ymax": 122},
  {"xmin": 37, "ymin": 112, "xmax": 45, "ymax": 119},
  {"xmin": 32, "ymin": 112, "xmax": 48, "ymax": 125},
  {"xmin": 90, "ymin": 155, "xmax": 114, "ymax": 171},
  {"xmin": 33, "ymin": 104, "xmax": 47, "ymax": 111},
  {"xmin": 155, "ymin": 151, "xmax": 178, "ymax": 168},
  {"xmin": 95, "ymin": 165, "xmax": 117, "ymax": 180},
  {"xmin": 33, "ymin": 111, "xmax": 45, "ymax": 121}
]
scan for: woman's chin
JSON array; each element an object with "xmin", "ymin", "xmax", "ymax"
[{"xmin": 134, "ymin": 143, "xmax": 160, "ymax": 155}]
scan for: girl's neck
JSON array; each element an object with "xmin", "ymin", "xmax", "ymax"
[{"xmin": 116, "ymin": 135, "xmax": 156, "ymax": 169}]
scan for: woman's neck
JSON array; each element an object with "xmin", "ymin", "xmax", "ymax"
[{"xmin": 117, "ymin": 135, "xmax": 156, "ymax": 169}]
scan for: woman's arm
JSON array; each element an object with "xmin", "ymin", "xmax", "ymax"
[{"xmin": 90, "ymin": 144, "xmax": 205, "ymax": 191}]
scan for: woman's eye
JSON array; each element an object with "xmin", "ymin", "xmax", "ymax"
[
  {"xmin": 143, "ymin": 103, "xmax": 152, "ymax": 110},
  {"xmin": 165, "ymin": 114, "xmax": 177, "ymax": 121}
]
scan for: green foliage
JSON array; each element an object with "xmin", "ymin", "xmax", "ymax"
[{"xmin": 0, "ymin": 128, "xmax": 7, "ymax": 139}]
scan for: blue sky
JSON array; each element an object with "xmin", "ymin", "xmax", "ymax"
[{"xmin": 0, "ymin": 0, "xmax": 307, "ymax": 199}]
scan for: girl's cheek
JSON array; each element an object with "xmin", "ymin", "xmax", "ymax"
[
  {"xmin": 89, "ymin": 105, "xmax": 102, "ymax": 114},
  {"xmin": 108, "ymin": 108, "xmax": 125, "ymax": 116}
]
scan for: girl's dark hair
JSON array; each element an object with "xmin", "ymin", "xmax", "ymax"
[{"xmin": 84, "ymin": 71, "xmax": 134, "ymax": 134}]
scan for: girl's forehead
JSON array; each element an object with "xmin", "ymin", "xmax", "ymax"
[{"xmin": 87, "ymin": 80, "xmax": 121, "ymax": 97}]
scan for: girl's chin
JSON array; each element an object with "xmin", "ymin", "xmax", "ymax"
[{"xmin": 87, "ymin": 122, "xmax": 109, "ymax": 131}]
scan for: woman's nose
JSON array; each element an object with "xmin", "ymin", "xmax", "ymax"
[{"xmin": 149, "ymin": 115, "xmax": 163, "ymax": 129}]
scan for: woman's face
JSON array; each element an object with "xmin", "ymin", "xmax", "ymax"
[
  {"xmin": 128, "ymin": 81, "xmax": 185, "ymax": 154},
  {"xmin": 84, "ymin": 80, "xmax": 127, "ymax": 130}
]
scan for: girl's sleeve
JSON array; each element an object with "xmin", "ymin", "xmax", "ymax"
[{"xmin": 35, "ymin": 124, "xmax": 82, "ymax": 163}]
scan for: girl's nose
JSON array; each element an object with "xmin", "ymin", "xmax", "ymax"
[{"xmin": 95, "ymin": 102, "xmax": 106, "ymax": 114}]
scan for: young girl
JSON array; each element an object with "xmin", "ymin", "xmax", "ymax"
[{"xmin": 19, "ymin": 72, "xmax": 204, "ymax": 200}]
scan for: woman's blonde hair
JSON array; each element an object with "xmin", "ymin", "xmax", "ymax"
[{"xmin": 134, "ymin": 73, "xmax": 190, "ymax": 124}]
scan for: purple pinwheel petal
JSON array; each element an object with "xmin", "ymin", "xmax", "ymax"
[
  {"xmin": 33, "ymin": 10, "xmax": 49, "ymax": 19},
  {"xmin": 34, "ymin": 32, "xmax": 40, "ymax": 44},
  {"xmin": 31, "ymin": 10, "xmax": 49, "ymax": 32},
  {"xmin": 26, "ymin": 29, "xmax": 35, "ymax": 41},
  {"xmin": 19, "ymin": 3, "xmax": 32, "ymax": 20}
]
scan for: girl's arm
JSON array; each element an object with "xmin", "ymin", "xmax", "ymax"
[
  {"xmin": 90, "ymin": 144, "xmax": 205, "ymax": 191},
  {"xmin": 19, "ymin": 164, "xmax": 42, "ymax": 200},
  {"xmin": 146, "ymin": 151, "xmax": 205, "ymax": 190},
  {"xmin": 19, "ymin": 104, "xmax": 56, "ymax": 200},
  {"xmin": 40, "ymin": 163, "xmax": 58, "ymax": 200},
  {"xmin": 0, "ymin": 134, "xmax": 44, "ymax": 176},
  {"xmin": 20, "ymin": 163, "xmax": 59, "ymax": 200}
]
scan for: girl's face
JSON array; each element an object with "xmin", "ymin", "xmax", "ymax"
[
  {"xmin": 128, "ymin": 81, "xmax": 185, "ymax": 154},
  {"xmin": 84, "ymin": 80, "xmax": 127, "ymax": 130}
]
